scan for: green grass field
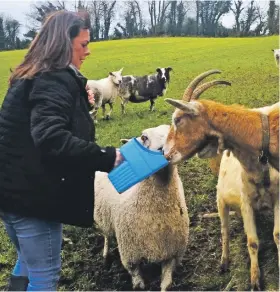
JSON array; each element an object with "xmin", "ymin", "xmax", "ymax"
[{"xmin": 0, "ymin": 36, "xmax": 279, "ymax": 291}]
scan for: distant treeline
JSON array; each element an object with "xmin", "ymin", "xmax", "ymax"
[{"xmin": 0, "ymin": 0, "xmax": 279, "ymax": 51}]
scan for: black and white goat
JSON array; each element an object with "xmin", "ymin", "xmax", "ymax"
[{"xmin": 119, "ymin": 67, "xmax": 172, "ymax": 114}]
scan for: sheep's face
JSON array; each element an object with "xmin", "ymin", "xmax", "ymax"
[
  {"xmin": 109, "ymin": 68, "xmax": 123, "ymax": 86},
  {"xmin": 121, "ymin": 125, "xmax": 170, "ymax": 152},
  {"xmin": 138, "ymin": 125, "xmax": 170, "ymax": 151},
  {"xmin": 156, "ymin": 67, "xmax": 172, "ymax": 85},
  {"xmin": 163, "ymin": 102, "xmax": 211, "ymax": 164}
]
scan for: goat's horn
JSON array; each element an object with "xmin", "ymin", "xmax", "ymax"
[
  {"xmin": 182, "ymin": 69, "xmax": 221, "ymax": 101},
  {"xmin": 192, "ymin": 80, "xmax": 231, "ymax": 100}
]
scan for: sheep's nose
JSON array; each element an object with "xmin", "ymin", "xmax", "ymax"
[{"xmin": 119, "ymin": 80, "xmax": 122, "ymax": 84}]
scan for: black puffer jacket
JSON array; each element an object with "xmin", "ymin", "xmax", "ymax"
[{"xmin": 0, "ymin": 67, "xmax": 116, "ymax": 227}]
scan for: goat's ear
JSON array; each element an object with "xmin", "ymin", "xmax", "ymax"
[
  {"xmin": 156, "ymin": 67, "xmax": 161, "ymax": 73},
  {"xmin": 272, "ymin": 49, "xmax": 275, "ymax": 52},
  {"xmin": 165, "ymin": 98, "xmax": 200, "ymax": 116},
  {"xmin": 119, "ymin": 67, "xmax": 124, "ymax": 73},
  {"xmin": 120, "ymin": 139, "xmax": 129, "ymax": 144},
  {"xmin": 109, "ymin": 72, "xmax": 114, "ymax": 76},
  {"xmin": 166, "ymin": 67, "xmax": 173, "ymax": 72}
]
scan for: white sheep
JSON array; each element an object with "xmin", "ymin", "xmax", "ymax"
[
  {"xmin": 87, "ymin": 68, "xmax": 123, "ymax": 123},
  {"xmin": 272, "ymin": 49, "xmax": 280, "ymax": 67},
  {"xmin": 94, "ymin": 125, "xmax": 189, "ymax": 291}
]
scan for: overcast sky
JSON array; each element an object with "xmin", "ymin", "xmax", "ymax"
[{"xmin": 0, "ymin": 0, "xmax": 270, "ymax": 38}]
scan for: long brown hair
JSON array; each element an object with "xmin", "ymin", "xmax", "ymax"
[{"xmin": 10, "ymin": 10, "xmax": 90, "ymax": 83}]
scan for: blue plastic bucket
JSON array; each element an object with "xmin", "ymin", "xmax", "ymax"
[{"xmin": 108, "ymin": 138, "xmax": 168, "ymax": 193}]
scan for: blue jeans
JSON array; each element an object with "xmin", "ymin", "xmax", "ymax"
[{"xmin": 0, "ymin": 212, "xmax": 62, "ymax": 291}]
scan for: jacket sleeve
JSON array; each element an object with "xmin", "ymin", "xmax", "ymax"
[{"xmin": 29, "ymin": 73, "xmax": 116, "ymax": 174}]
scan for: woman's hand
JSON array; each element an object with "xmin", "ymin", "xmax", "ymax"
[
  {"xmin": 86, "ymin": 85, "xmax": 95, "ymax": 105},
  {"xmin": 114, "ymin": 149, "xmax": 124, "ymax": 168}
]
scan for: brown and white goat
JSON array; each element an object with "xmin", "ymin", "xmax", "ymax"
[
  {"xmin": 163, "ymin": 69, "xmax": 279, "ymax": 171},
  {"xmin": 200, "ymin": 103, "xmax": 279, "ymax": 290},
  {"xmin": 163, "ymin": 70, "xmax": 279, "ymax": 290}
]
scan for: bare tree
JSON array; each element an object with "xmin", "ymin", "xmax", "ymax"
[
  {"xmin": 4, "ymin": 17, "xmax": 21, "ymax": 49},
  {"xmin": 89, "ymin": 1, "xmax": 103, "ymax": 40},
  {"xmin": 198, "ymin": 1, "xmax": 231, "ymax": 36},
  {"xmin": 177, "ymin": 1, "xmax": 191, "ymax": 35},
  {"xmin": 0, "ymin": 15, "xmax": 5, "ymax": 50},
  {"xmin": 148, "ymin": 1, "xmax": 155, "ymax": 34},
  {"xmin": 230, "ymin": 0, "xmax": 245, "ymax": 36},
  {"xmin": 119, "ymin": 1, "xmax": 144, "ymax": 37},
  {"xmin": 148, "ymin": 1, "xmax": 171, "ymax": 35},
  {"xmin": 167, "ymin": 1, "xmax": 191, "ymax": 36},
  {"xmin": 27, "ymin": 1, "xmax": 65, "ymax": 28},
  {"xmin": 196, "ymin": 0, "xmax": 200, "ymax": 35},
  {"xmin": 240, "ymin": 0, "xmax": 258, "ymax": 36},
  {"xmin": 74, "ymin": 0, "xmax": 89, "ymax": 11},
  {"xmin": 100, "ymin": 1, "xmax": 117, "ymax": 40},
  {"xmin": 267, "ymin": 1, "xmax": 279, "ymax": 35},
  {"xmin": 134, "ymin": 1, "xmax": 144, "ymax": 34},
  {"xmin": 168, "ymin": 1, "xmax": 177, "ymax": 35},
  {"xmin": 24, "ymin": 29, "xmax": 37, "ymax": 40},
  {"xmin": 116, "ymin": 22, "xmax": 127, "ymax": 38},
  {"xmin": 254, "ymin": 3, "xmax": 266, "ymax": 36}
]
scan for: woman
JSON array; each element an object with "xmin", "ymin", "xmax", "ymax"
[{"xmin": 0, "ymin": 10, "xmax": 123, "ymax": 291}]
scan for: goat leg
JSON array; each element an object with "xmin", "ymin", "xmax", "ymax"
[
  {"xmin": 240, "ymin": 197, "xmax": 261, "ymax": 291},
  {"xmin": 121, "ymin": 98, "xmax": 128, "ymax": 115},
  {"xmin": 150, "ymin": 98, "xmax": 155, "ymax": 111},
  {"xmin": 273, "ymin": 196, "xmax": 280, "ymax": 268},
  {"xmin": 218, "ymin": 198, "xmax": 230, "ymax": 272}
]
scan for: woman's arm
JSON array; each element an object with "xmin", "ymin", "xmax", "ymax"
[{"xmin": 29, "ymin": 73, "xmax": 116, "ymax": 173}]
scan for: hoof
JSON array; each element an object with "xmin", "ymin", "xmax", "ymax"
[
  {"xmin": 103, "ymin": 115, "xmax": 111, "ymax": 120},
  {"xmin": 220, "ymin": 262, "xmax": 229, "ymax": 274},
  {"xmin": 251, "ymin": 281, "xmax": 261, "ymax": 291},
  {"xmin": 133, "ymin": 281, "xmax": 145, "ymax": 291},
  {"xmin": 102, "ymin": 256, "xmax": 112, "ymax": 270}
]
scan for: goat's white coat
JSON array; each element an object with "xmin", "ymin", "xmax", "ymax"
[{"xmin": 215, "ymin": 103, "xmax": 279, "ymax": 289}]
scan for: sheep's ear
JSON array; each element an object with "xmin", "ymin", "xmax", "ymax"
[
  {"xmin": 272, "ymin": 49, "xmax": 275, "ymax": 52},
  {"xmin": 109, "ymin": 72, "xmax": 114, "ymax": 76},
  {"xmin": 165, "ymin": 98, "xmax": 200, "ymax": 116},
  {"xmin": 167, "ymin": 66, "xmax": 173, "ymax": 72},
  {"xmin": 120, "ymin": 139, "xmax": 129, "ymax": 144},
  {"xmin": 156, "ymin": 67, "xmax": 161, "ymax": 73}
]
